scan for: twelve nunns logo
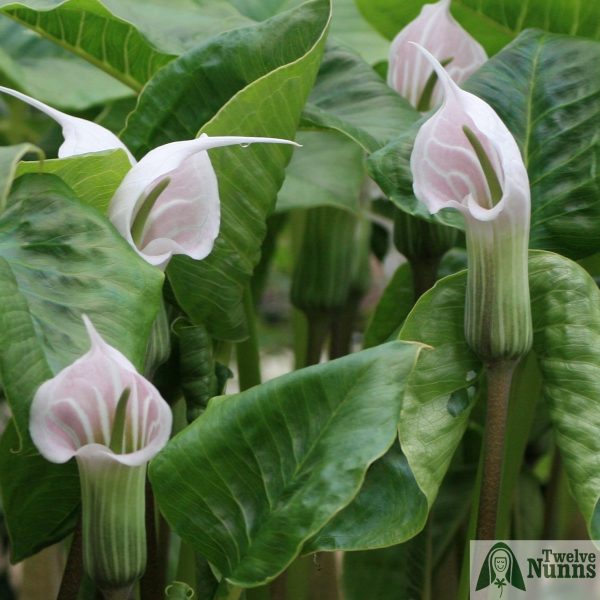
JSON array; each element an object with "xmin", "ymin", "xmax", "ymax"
[
  {"xmin": 476, "ymin": 543, "xmax": 526, "ymax": 596},
  {"xmin": 475, "ymin": 542, "xmax": 597, "ymax": 597}
]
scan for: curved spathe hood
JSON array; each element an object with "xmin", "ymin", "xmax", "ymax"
[
  {"xmin": 388, "ymin": 0, "xmax": 486, "ymax": 109},
  {"xmin": 29, "ymin": 316, "xmax": 172, "ymax": 468},
  {"xmin": 410, "ymin": 45, "xmax": 530, "ymax": 225},
  {"xmin": 107, "ymin": 134, "xmax": 299, "ymax": 269}
]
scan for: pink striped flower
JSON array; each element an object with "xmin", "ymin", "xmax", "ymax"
[
  {"xmin": 0, "ymin": 86, "xmax": 297, "ymax": 270},
  {"xmin": 30, "ymin": 316, "xmax": 172, "ymax": 593},
  {"xmin": 387, "ymin": 0, "xmax": 486, "ymax": 111},
  {"xmin": 410, "ymin": 46, "xmax": 532, "ymax": 361}
]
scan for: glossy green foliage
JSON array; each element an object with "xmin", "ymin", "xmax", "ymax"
[
  {"xmin": 165, "ymin": 0, "xmax": 331, "ymax": 341},
  {"xmin": 0, "ymin": 0, "xmax": 173, "ymax": 90},
  {"xmin": 355, "ymin": 0, "xmax": 600, "ymax": 56},
  {"xmin": 302, "ymin": 42, "xmax": 419, "ymax": 152},
  {"xmin": 0, "ymin": 174, "xmax": 163, "ymax": 561},
  {"xmin": 122, "ymin": 1, "xmax": 330, "ymax": 157},
  {"xmin": 466, "ymin": 31, "xmax": 600, "ymax": 259},
  {"xmin": 528, "ymin": 252, "xmax": 600, "ymax": 538},
  {"xmin": 173, "ymin": 320, "xmax": 220, "ymax": 422},
  {"xmin": 150, "ymin": 342, "xmax": 421, "ymax": 586},
  {"xmin": 398, "ymin": 270, "xmax": 481, "ymax": 510},
  {"xmin": 0, "ymin": 173, "xmax": 162, "ymax": 436},
  {"xmin": 0, "ymin": 0, "xmax": 255, "ymax": 90},
  {"xmin": 397, "ymin": 250, "xmax": 600, "ymax": 538},
  {"xmin": 342, "ymin": 457, "xmax": 475, "ymax": 600},
  {"xmin": 305, "ymin": 441, "xmax": 427, "ymax": 551},
  {"xmin": 368, "ymin": 31, "xmax": 600, "ymax": 259}
]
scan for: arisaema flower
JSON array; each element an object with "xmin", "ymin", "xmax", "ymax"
[
  {"xmin": 29, "ymin": 316, "xmax": 172, "ymax": 595},
  {"xmin": 387, "ymin": 0, "xmax": 486, "ymax": 111},
  {"xmin": 410, "ymin": 46, "xmax": 532, "ymax": 362},
  {"xmin": 0, "ymin": 86, "xmax": 297, "ymax": 269}
]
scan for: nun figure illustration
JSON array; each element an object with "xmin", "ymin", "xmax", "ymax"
[{"xmin": 476, "ymin": 542, "xmax": 526, "ymax": 596}]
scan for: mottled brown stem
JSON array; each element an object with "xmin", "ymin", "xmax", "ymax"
[{"xmin": 476, "ymin": 360, "xmax": 517, "ymax": 540}]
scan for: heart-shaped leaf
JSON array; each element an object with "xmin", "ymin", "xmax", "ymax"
[{"xmin": 150, "ymin": 341, "xmax": 422, "ymax": 586}]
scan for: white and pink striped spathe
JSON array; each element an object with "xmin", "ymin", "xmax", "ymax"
[
  {"xmin": 387, "ymin": 0, "xmax": 486, "ymax": 110},
  {"xmin": 410, "ymin": 45, "xmax": 529, "ymax": 225},
  {"xmin": 0, "ymin": 86, "xmax": 298, "ymax": 270},
  {"xmin": 29, "ymin": 316, "xmax": 172, "ymax": 468},
  {"xmin": 107, "ymin": 134, "xmax": 299, "ymax": 270}
]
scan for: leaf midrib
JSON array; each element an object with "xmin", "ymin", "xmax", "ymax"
[{"xmin": 5, "ymin": 10, "xmax": 145, "ymax": 91}]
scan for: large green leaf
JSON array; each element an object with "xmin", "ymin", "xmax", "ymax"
[
  {"xmin": 0, "ymin": 0, "xmax": 251, "ymax": 90},
  {"xmin": 164, "ymin": 0, "xmax": 331, "ymax": 341},
  {"xmin": 150, "ymin": 341, "xmax": 421, "ymax": 586},
  {"xmin": 0, "ymin": 173, "xmax": 163, "ymax": 438},
  {"xmin": 397, "ymin": 250, "xmax": 600, "ymax": 538},
  {"xmin": 368, "ymin": 31, "xmax": 600, "ymax": 259},
  {"xmin": 121, "ymin": 0, "xmax": 330, "ymax": 157},
  {"xmin": 0, "ymin": 0, "xmax": 173, "ymax": 90},
  {"xmin": 276, "ymin": 130, "xmax": 365, "ymax": 214},
  {"xmin": 301, "ymin": 41, "xmax": 419, "ymax": 152},
  {"xmin": 16, "ymin": 149, "xmax": 130, "ymax": 212},
  {"xmin": 304, "ymin": 440, "xmax": 427, "ymax": 552},
  {"xmin": 0, "ymin": 16, "xmax": 131, "ymax": 109},
  {"xmin": 355, "ymin": 0, "xmax": 600, "ymax": 56},
  {"xmin": 341, "ymin": 457, "xmax": 475, "ymax": 600},
  {"xmin": 0, "ymin": 172, "xmax": 163, "ymax": 561},
  {"xmin": 527, "ymin": 251, "xmax": 600, "ymax": 538},
  {"xmin": 397, "ymin": 270, "xmax": 481, "ymax": 510}
]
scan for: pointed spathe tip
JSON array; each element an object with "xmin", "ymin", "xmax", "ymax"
[
  {"xmin": 82, "ymin": 314, "xmax": 106, "ymax": 350},
  {"xmin": 408, "ymin": 42, "xmax": 458, "ymax": 99}
]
